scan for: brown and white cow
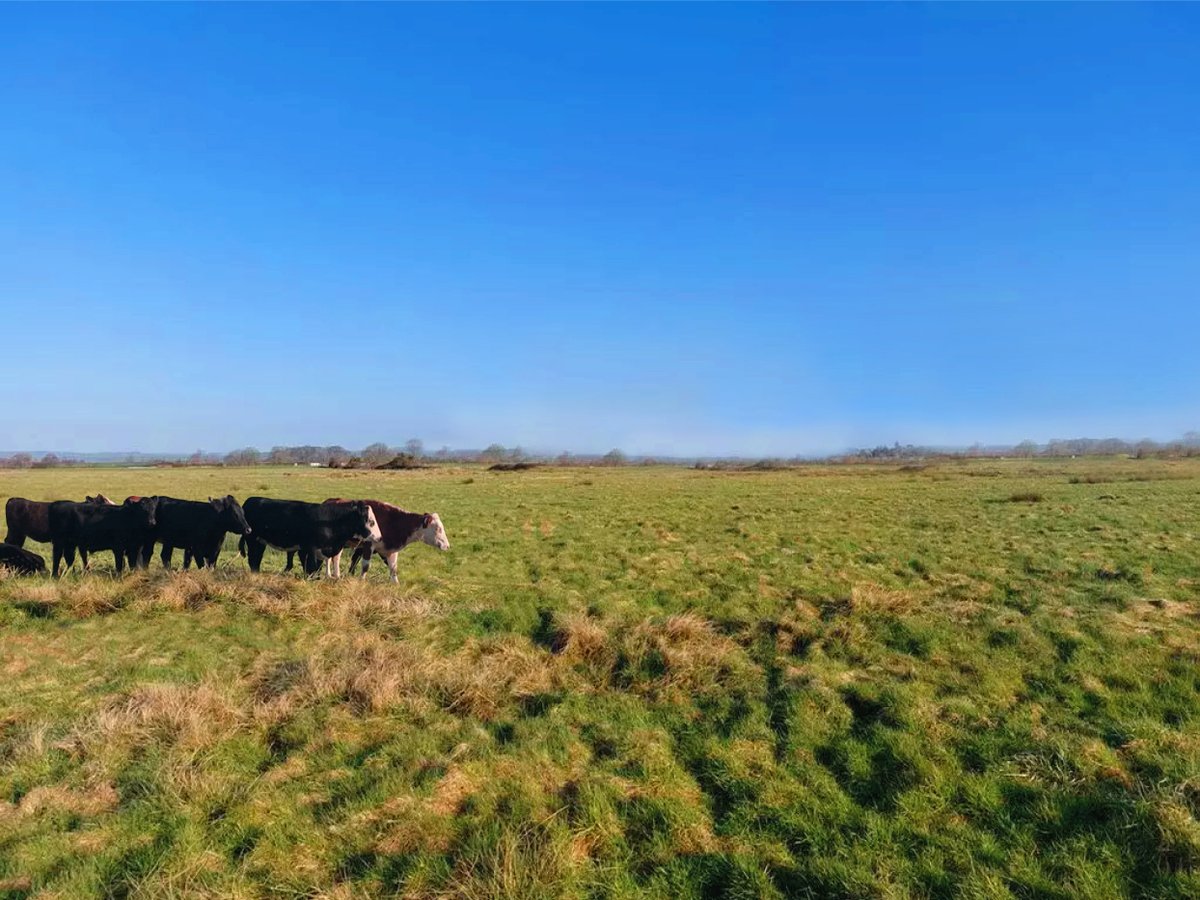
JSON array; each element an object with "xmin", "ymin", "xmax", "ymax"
[{"xmin": 318, "ymin": 498, "xmax": 449, "ymax": 581}]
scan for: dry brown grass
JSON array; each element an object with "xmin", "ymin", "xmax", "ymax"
[
  {"xmin": 549, "ymin": 611, "xmax": 613, "ymax": 670},
  {"xmin": 13, "ymin": 783, "xmax": 119, "ymax": 819},
  {"xmin": 62, "ymin": 680, "xmax": 244, "ymax": 764},
  {"xmin": 850, "ymin": 582, "xmax": 918, "ymax": 614}
]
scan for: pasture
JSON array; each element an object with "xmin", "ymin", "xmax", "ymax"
[{"xmin": 1, "ymin": 460, "xmax": 1199, "ymax": 898}]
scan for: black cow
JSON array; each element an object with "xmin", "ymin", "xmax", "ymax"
[
  {"xmin": 0, "ymin": 544, "xmax": 47, "ymax": 576},
  {"xmin": 238, "ymin": 497, "xmax": 380, "ymax": 576},
  {"xmin": 134, "ymin": 496, "xmax": 252, "ymax": 570},
  {"xmin": 48, "ymin": 497, "xmax": 158, "ymax": 578},
  {"xmin": 5, "ymin": 494, "xmax": 116, "ymax": 548}
]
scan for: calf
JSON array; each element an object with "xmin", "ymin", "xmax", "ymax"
[
  {"xmin": 327, "ymin": 499, "xmax": 449, "ymax": 583},
  {"xmin": 135, "ymin": 495, "xmax": 252, "ymax": 570},
  {"xmin": 5, "ymin": 494, "xmax": 116, "ymax": 547},
  {"xmin": 239, "ymin": 497, "xmax": 380, "ymax": 576},
  {"xmin": 0, "ymin": 544, "xmax": 47, "ymax": 576},
  {"xmin": 48, "ymin": 496, "xmax": 158, "ymax": 578}
]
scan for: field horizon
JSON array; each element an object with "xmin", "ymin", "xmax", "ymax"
[{"xmin": 2, "ymin": 460, "xmax": 1199, "ymax": 898}]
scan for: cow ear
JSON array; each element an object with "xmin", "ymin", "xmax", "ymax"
[{"xmin": 423, "ymin": 514, "xmax": 434, "ymax": 528}]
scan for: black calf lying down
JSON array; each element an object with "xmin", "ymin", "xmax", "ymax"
[{"xmin": 0, "ymin": 544, "xmax": 47, "ymax": 576}]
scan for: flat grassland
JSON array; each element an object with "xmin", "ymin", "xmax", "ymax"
[{"xmin": 1, "ymin": 461, "xmax": 1198, "ymax": 898}]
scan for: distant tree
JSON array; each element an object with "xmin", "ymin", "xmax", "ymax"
[
  {"xmin": 602, "ymin": 448, "xmax": 627, "ymax": 466},
  {"xmin": 481, "ymin": 444, "xmax": 507, "ymax": 462},
  {"xmin": 225, "ymin": 447, "xmax": 262, "ymax": 467},
  {"xmin": 32, "ymin": 453, "xmax": 60, "ymax": 469},
  {"xmin": 361, "ymin": 442, "xmax": 392, "ymax": 467},
  {"xmin": 404, "ymin": 438, "xmax": 425, "ymax": 459},
  {"xmin": 9, "ymin": 452, "xmax": 32, "ymax": 469},
  {"xmin": 508, "ymin": 446, "xmax": 527, "ymax": 462},
  {"xmin": 1014, "ymin": 440, "xmax": 1039, "ymax": 458},
  {"xmin": 435, "ymin": 445, "xmax": 452, "ymax": 460}
]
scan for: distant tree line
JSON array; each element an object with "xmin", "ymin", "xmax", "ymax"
[
  {"xmin": 0, "ymin": 452, "xmax": 86, "ymax": 469},
  {"xmin": 838, "ymin": 433, "xmax": 1200, "ymax": 463},
  {"xmin": 5, "ymin": 433, "xmax": 1200, "ymax": 469}
]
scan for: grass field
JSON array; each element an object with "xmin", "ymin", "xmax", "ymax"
[{"xmin": 1, "ymin": 460, "xmax": 1199, "ymax": 899}]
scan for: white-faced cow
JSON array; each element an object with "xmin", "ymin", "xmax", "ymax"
[
  {"xmin": 238, "ymin": 497, "xmax": 380, "ymax": 576},
  {"xmin": 322, "ymin": 498, "xmax": 449, "ymax": 582}
]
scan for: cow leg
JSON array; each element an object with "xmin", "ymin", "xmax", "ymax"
[
  {"xmin": 244, "ymin": 538, "xmax": 266, "ymax": 573},
  {"xmin": 301, "ymin": 549, "xmax": 323, "ymax": 577},
  {"xmin": 359, "ymin": 545, "xmax": 375, "ymax": 577},
  {"xmin": 5, "ymin": 530, "xmax": 25, "ymax": 548},
  {"xmin": 52, "ymin": 543, "xmax": 63, "ymax": 579},
  {"xmin": 161, "ymin": 544, "xmax": 174, "ymax": 570},
  {"xmin": 283, "ymin": 551, "xmax": 295, "ymax": 573},
  {"xmin": 182, "ymin": 548, "xmax": 193, "ymax": 569},
  {"xmin": 113, "ymin": 549, "xmax": 125, "ymax": 575},
  {"xmin": 80, "ymin": 548, "xmax": 90, "ymax": 571},
  {"xmin": 141, "ymin": 542, "xmax": 154, "ymax": 569},
  {"xmin": 330, "ymin": 550, "xmax": 342, "ymax": 579},
  {"xmin": 385, "ymin": 551, "xmax": 399, "ymax": 584}
]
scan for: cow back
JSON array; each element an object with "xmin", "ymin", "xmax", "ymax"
[{"xmin": 6, "ymin": 497, "xmax": 52, "ymax": 543}]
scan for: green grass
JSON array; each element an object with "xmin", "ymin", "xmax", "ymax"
[{"xmin": 1, "ymin": 459, "xmax": 1199, "ymax": 898}]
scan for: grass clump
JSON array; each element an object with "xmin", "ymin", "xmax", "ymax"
[{"xmin": 1008, "ymin": 490, "xmax": 1045, "ymax": 503}]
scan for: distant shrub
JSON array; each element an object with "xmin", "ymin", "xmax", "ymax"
[
  {"xmin": 602, "ymin": 449, "xmax": 627, "ymax": 466},
  {"xmin": 378, "ymin": 453, "xmax": 426, "ymax": 470},
  {"xmin": 1008, "ymin": 491, "xmax": 1045, "ymax": 503}
]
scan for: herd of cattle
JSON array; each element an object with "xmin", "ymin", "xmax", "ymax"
[{"xmin": 0, "ymin": 493, "xmax": 450, "ymax": 580}]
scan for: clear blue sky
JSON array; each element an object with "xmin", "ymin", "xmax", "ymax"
[{"xmin": 2, "ymin": 4, "xmax": 1197, "ymax": 456}]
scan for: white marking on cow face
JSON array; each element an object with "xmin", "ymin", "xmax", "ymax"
[
  {"xmin": 365, "ymin": 506, "xmax": 382, "ymax": 542},
  {"xmin": 422, "ymin": 512, "xmax": 450, "ymax": 551}
]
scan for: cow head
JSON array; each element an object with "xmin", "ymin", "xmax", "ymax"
[
  {"xmin": 211, "ymin": 495, "xmax": 251, "ymax": 536},
  {"xmin": 355, "ymin": 503, "xmax": 382, "ymax": 542},
  {"xmin": 362, "ymin": 508, "xmax": 381, "ymax": 542},
  {"xmin": 419, "ymin": 512, "xmax": 450, "ymax": 551},
  {"xmin": 125, "ymin": 495, "xmax": 158, "ymax": 528}
]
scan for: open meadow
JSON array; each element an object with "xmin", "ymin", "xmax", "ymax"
[{"xmin": 1, "ymin": 460, "xmax": 1199, "ymax": 899}]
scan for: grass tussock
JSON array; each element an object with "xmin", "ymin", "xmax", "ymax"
[
  {"xmin": 1008, "ymin": 490, "xmax": 1045, "ymax": 503},
  {"xmin": 68, "ymin": 680, "xmax": 245, "ymax": 759}
]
